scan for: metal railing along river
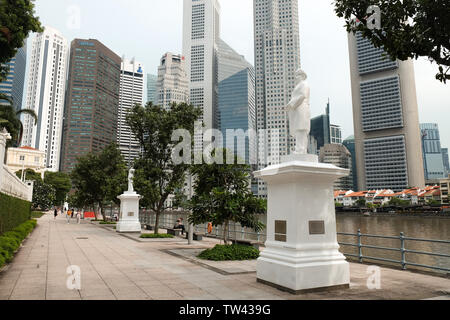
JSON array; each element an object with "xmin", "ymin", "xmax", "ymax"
[{"xmin": 338, "ymin": 230, "xmax": 450, "ymax": 273}]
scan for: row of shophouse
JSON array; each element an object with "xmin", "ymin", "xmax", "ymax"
[{"xmin": 335, "ymin": 186, "xmax": 444, "ymax": 207}]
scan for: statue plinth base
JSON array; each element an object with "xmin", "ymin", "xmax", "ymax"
[
  {"xmin": 254, "ymin": 158, "xmax": 350, "ymax": 293},
  {"xmin": 116, "ymin": 191, "xmax": 142, "ymax": 233}
]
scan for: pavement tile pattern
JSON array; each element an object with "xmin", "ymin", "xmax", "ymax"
[{"xmin": 0, "ymin": 213, "xmax": 449, "ymax": 300}]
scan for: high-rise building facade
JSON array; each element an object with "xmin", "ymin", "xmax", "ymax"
[
  {"xmin": 310, "ymin": 103, "xmax": 331, "ymax": 154},
  {"xmin": 343, "ymin": 135, "xmax": 358, "ymax": 191},
  {"xmin": 217, "ymin": 39, "xmax": 256, "ymax": 165},
  {"xmin": 254, "ymin": 0, "xmax": 301, "ymax": 197},
  {"xmin": 330, "ymin": 124, "xmax": 342, "ymax": 144},
  {"xmin": 0, "ymin": 42, "xmax": 27, "ymax": 111},
  {"xmin": 319, "ymin": 144, "xmax": 353, "ymax": 191},
  {"xmin": 60, "ymin": 39, "xmax": 121, "ymax": 173},
  {"xmin": 118, "ymin": 58, "xmax": 144, "ymax": 166},
  {"xmin": 183, "ymin": 0, "xmax": 221, "ymax": 151},
  {"xmin": 348, "ymin": 32, "xmax": 425, "ymax": 191},
  {"xmin": 443, "ymin": 148, "xmax": 449, "ymax": 176},
  {"xmin": 22, "ymin": 27, "xmax": 69, "ymax": 172},
  {"xmin": 420, "ymin": 123, "xmax": 446, "ymax": 180},
  {"xmin": 156, "ymin": 53, "xmax": 189, "ymax": 109},
  {"xmin": 147, "ymin": 74, "xmax": 157, "ymax": 104}
]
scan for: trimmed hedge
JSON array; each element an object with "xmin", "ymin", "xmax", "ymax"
[
  {"xmin": 0, "ymin": 219, "xmax": 37, "ymax": 268},
  {"xmin": 140, "ymin": 233, "xmax": 174, "ymax": 239},
  {"xmin": 198, "ymin": 244, "xmax": 260, "ymax": 261},
  {"xmin": 0, "ymin": 192, "xmax": 32, "ymax": 236}
]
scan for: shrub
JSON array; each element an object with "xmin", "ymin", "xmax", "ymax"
[
  {"xmin": 0, "ymin": 192, "xmax": 32, "ymax": 235},
  {"xmin": 198, "ymin": 244, "xmax": 260, "ymax": 261},
  {"xmin": 140, "ymin": 233, "xmax": 174, "ymax": 239},
  {"xmin": 99, "ymin": 221, "xmax": 116, "ymax": 225},
  {"xmin": 0, "ymin": 220, "xmax": 37, "ymax": 268}
]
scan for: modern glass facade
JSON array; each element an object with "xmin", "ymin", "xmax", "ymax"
[
  {"xmin": 0, "ymin": 43, "xmax": 27, "ymax": 111},
  {"xmin": 147, "ymin": 74, "xmax": 158, "ymax": 104},
  {"xmin": 330, "ymin": 124, "xmax": 342, "ymax": 144},
  {"xmin": 310, "ymin": 103, "xmax": 331, "ymax": 154},
  {"xmin": 343, "ymin": 135, "xmax": 358, "ymax": 191},
  {"xmin": 420, "ymin": 123, "xmax": 446, "ymax": 180},
  {"xmin": 443, "ymin": 148, "xmax": 449, "ymax": 176},
  {"xmin": 218, "ymin": 68, "xmax": 255, "ymax": 164},
  {"xmin": 364, "ymin": 135, "xmax": 408, "ymax": 191},
  {"xmin": 60, "ymin": 39, "xmax": 121, "ymax": 173}
]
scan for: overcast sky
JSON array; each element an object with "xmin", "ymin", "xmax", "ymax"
[{"xmin": 31, "ymin": 0, "xmax": 450, "ymax": 147}]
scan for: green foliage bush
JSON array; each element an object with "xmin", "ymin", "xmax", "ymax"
[
  {"xmin": 0, "ymin": 192, "xmax": 32, "ymax": 235},
  {"xmin": 99, "ymin": 221, "xmax": 116, "ymax": 225},
  {"xmin": 0, "ymin": 220, "xmax": 37, "ymax": 268},
  {"xmin": 198, "ymin": 244, "xmax": 260, "ymax": 261},
  {"xmin": 140, "ymin": 233, "xmax": 174, "ymax": 239}
]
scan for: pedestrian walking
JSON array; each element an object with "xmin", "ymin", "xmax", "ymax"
[
  {"xmin": 76, "ymin": 210, "xmax": 81, "ymax": 224},
  {"xmin": 54, "ymin": 208, "xmax": 58, "ymax": 220},
  {"xmin": 66, "ymin": 209, "xmax": 71, "ymax": 224}
]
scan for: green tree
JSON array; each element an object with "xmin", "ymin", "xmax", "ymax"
[
  {"xmin": 32, "ymin": 180, "xmax": 56, "ymax": 211},
  {"xmin": 15, "ymin": 169, "xmax": 56, "ymax": 210},
  {"xmin": 71, "ymin": 143, "xmax": 127, "ymax": 221},
  {"xmin": 44, "ymin": 171, "xmax": 72, "ymax": 207},
  {"xmin": 0, "ymin": 103, "xmax": 37, "ymax": 148},
  {"xmin": 334, "ymin": 0, "xmax": 450, "ymax": 83},
  {"xmin": 15, "ymin": 168, "xmax": 42, "ymax": 182},
  {"xmin": 355, "ymin": 198, "xmax": 366, "ymax": 207},
  {"xmin": 188, "ymin": 149, "xmax": 266, "ymax": 244},
  {"xmin": 388, "ymin": 197, "xmax": 410, "ymax": 207},
  {"xmin": 126, "ymin": 102, "xmax": 202, "ymax": 234},
  {"xmin": 0, "ymin": 0, "xmax": 42, "ymax": 82}
]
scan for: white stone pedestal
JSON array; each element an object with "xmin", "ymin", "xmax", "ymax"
[
  {"xmin": 254, "ymin": 155, "xmax": 350, "ymax": 294},
  {"xmin": 116, "ymin": 191, "xmax": 142, "ymax": 233}
]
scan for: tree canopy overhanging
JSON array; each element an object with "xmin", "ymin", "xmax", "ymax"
[{"xmin": 334, "ymin": 0, "xmax": 450, "ymax": 83}]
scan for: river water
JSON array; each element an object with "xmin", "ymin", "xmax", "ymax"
[{"xmin": 336, "ymin": 215, "xmax": 450, "ymax": 274}]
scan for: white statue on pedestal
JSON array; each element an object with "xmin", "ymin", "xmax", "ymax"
[
  {"xmin": 286, "ymin": 68, "xmax": 311, "ymax": 155},
  {"xmin": 128, "ymin": 168, "xmax": 135, "ymax": 193},
  {"xmin": 116, "ymin": 168, "xmax": 141, "ymax": 233}
]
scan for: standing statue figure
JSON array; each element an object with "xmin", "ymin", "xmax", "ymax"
[
  {"xmin": 286, "ymin": 68, "xmax": 311, "ymax": 155},
  {"xmin": 128, "ymin": 168, "xmax": 135, "ymax": 192}
]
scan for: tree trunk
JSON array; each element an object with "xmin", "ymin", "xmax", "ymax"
[
  {"xmin": 154, "ymin": 210, "xmax": 160, "ymax": 235},
  {"xmin": 100, "ymin": 205, "xmax": 106, "ymax": 222},
  {"xmin": 223, "ymin": 220, "xmax": 229, "ymax": 245}
]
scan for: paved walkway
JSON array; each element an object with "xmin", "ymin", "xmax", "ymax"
[{"xmin": 0, "ymin": 213, "xmax": 449, "ymax": 300}]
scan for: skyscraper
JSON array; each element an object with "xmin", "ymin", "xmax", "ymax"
[
  {"xmin": 310, "ymin": 103, "xmax": 331, "ymax": 154},
  {"xmin": 319, "ymin": 144, "xmax": 353, "ymax": 191},
  {"xmin": 348, "ymin": 31, "xmax": 425, "ymax": 191},
  {"xmin": 156, "ymin": 53, "xmax": 189, "ymax": 109},
  {"xmin": 254, "ymin": 0, "xmax": 301, "ymax": 197},
  {"xmin": 22, "ymin": 27, "xmax": 69, "ymax": 172},
  {"xmin": 146, "ymin": 74, "xmax": 158, "ymax": 104},
  {"xmin": 443, "ymin": 148, "xmax": 449, "ymax": 176},
  {"xmin": 420, "ymin": 123, "xmax": 446, "ymax": 180},
  {"xmin": 0, "ymin": 41, "xmax": 27, "ymax": 111},
  {"xmin": 343, "ymin": 135, "xmax": 358, "ymax": 191},
  {"xmin": 330, "ymin": 124, "xmax": 342, "ymax": 144},
  {"xmin": 60, "ymin": 39, "xmax": 121, "ymax": 173},
  {"xmin": 118, "ymin": 58, "xmax": 144, "ymax": 166},
  {"xmin": 183, "ymin": 0, "xmax": 221, "ymax": 151},
  {"xmin": 217, "ymin": 39, "xmax": 256, "ymax": 165}
]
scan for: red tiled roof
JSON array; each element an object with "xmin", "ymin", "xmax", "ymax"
[
  {"xmin": 345, "ymin": 191, "xmax": 367, "ymax": 198},
  {"xmin": 18, "ymin": 146, "xmax": 39, "ymax": 151}
]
